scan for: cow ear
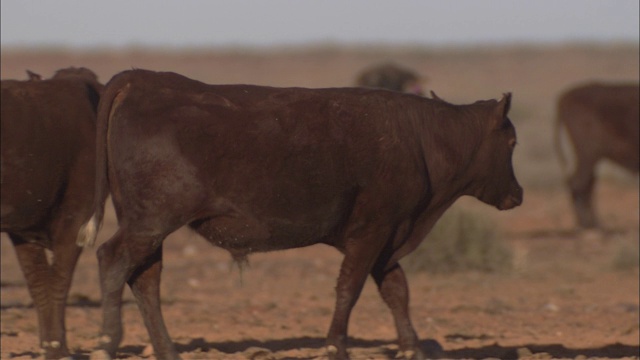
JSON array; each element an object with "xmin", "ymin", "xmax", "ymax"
[
  {"xmin": 430, "ymin": 90, "xmax": 443, "ymax": 101},
  {"xmin": 494, "ymin": 93, "xmax": 512, "ymax": 127},
  {"xmin": 497, "ymin": 93, "xmax": 512, "ymax": 117}
]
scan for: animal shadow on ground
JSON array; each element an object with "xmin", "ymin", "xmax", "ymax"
[
  {"xmin": 0, "ymin": 295, "xmax": 127, "ymax": 310},
  {"xmin": 65, "ymin": 337, "xmax": 640, "ymax": 359},
  {"xmin": 444, "ymin": 343, "xmax": 640, "ymax": 359}
]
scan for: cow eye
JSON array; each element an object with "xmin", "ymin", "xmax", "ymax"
[{"xmin": 508, "ymin": 138, "xmax": 517, "ymax": 148}]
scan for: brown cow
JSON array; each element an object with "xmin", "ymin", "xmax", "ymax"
[
  {"xmin": 1, "ymin": 67, "xmax": 104, "ymax": 359},
  {"xmin": 555, "ymin": 82, "xmax": 639, "ymax": 228},
  {"xmin": 82, "ymin": 69, "xmax": 522, "ymax": 360},
  {"xmin": 355, "ymin": 62, "xmax": 425, "ymax": 95}
]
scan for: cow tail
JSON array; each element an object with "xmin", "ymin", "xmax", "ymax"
[{"xmin": 76, "ymin": 76, "xmax": 126, "ymax": 247}]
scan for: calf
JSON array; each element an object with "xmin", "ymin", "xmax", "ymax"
[
  {"xmin": 82, "ymin": 69, "xmax": 522, "ymax": 360},
  {"xmin": 1, "ymin": 68, "xmax": 104, "ymax": 359},
  {"xmin": 555, "ymin": 82, "xmax": 639, "ymax": 228}
]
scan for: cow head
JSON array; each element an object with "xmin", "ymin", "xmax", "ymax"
[{"xmin": 469, "ymin": 93, "xmax": 523, "ymax": 210}]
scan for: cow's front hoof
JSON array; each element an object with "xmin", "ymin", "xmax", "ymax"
[
  {"xmin": 326, "ymin": 345, "xmax": 349, "ymax": 360},
  {"xmin": 90, "ymin": 349, "xmax": 113, "ymax": 360},
  {"xmin": 92, "ymin": 334, "xmax": 120, "ymax": 359},
  {"xmin": 395, "ymin": 349, "xmax": 425, "ymax": 360},
  {"xmin": 41, "ymin": 340, "xmax": 71, "ymax": 360}
]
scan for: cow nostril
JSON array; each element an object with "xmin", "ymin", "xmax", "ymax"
[
  {"xmin": 515, "ymin": 196, "xmax": 522, "ymax": 205},
  {"xmin": 513, "ymin": 193, "xmax": 523, "ymax": 206}
]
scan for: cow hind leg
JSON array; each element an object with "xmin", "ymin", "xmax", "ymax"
[
  {"xmin": 93, "ymin": 228, "xmax": 173, "ymax": 359},
  {"xmin": 48, "ymin": 230, "xmax": 83, "ymax": 359},
  {"xmin": 127, "ymin": 246, "xmax": 181, "ymax": 360},
  {"xmin": 371, "ymin": 263, "xmax": 426, "ymax": 360},
  {"xmin": 47, "ymin": 215, "xmax": 86, "ymax": 358},
  {"xmin": 568, "ymin": 159, "xmax": 598, "ymax": 228},
  {"xmin": 10, "ymin": 235, "xmax": 74, "ymax": 359}
]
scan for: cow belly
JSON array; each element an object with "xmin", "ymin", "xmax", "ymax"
[{"xmin": 189, "ymin": 213, "xmax": 328, "ymax": 254}]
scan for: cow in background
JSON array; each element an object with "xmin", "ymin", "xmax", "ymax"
[
  {"xmin": 26, "ymin": 70, "xmax": 43, "ymax": 81},
  {"xmin": 82, "ymin": 69, "xmax": 521, "ymax": 360},
  {"xmin": 355, "ymin": 62, "xmax": 425, "ymax": 95},
  {"xmin": 1, "ymin": 67, "xmax": 104, "ymax": 359},
  {"xmin": 555, "ymin": 82, "xmax": 639, "ymax": 228}
]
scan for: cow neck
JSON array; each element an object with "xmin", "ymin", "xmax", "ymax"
[{"xmin": 416, "ymin": 103, "xmax": 485, "ymax": 199}]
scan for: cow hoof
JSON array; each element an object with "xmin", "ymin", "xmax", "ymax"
[
  {"xmin": 395, "ymin": 347, "xmax": 428, "ymax": 360},
  {"xmin": 141, "ymin": 344, "xmax": 154, "ymax": 357},
  {"xmin": 41, "ymin": 340, "xmax": 72, "ymax": 360},
  {"xmin": 395, "ymin": 350, "xmax": 416, "ymax": 359},
  {"xmin": 90, "ymin": 349, "xmax": 113, "ymax": 360},
  {"xmin": 326, "ymin": 345, "xmax": 350, "ymax": 360}
]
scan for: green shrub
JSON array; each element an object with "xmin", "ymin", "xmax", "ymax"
[{"xmin": 401, "ymin": 206, "xmax": 513, "ymax": 274}]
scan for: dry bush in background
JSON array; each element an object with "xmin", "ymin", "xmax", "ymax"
[
  {"xmin": 402, "ymin": 206, "xmax": 513, "ymax": 274},
  {"xmin": 610, "ymin": 235, "xmax": 640, "ymax": 271}
]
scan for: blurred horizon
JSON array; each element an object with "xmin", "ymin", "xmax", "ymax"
[{"xmin": 2, "ymin": 1, "xmax": 638, "ymax": 50}]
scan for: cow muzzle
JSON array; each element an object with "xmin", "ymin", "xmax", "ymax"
[{"xmin": 498, "ymin": 185, "xmax": 523, "ymax": 210}]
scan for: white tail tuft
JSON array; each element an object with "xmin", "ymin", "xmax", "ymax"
[{"xmin": 76, "ymin": 215, "xmax": 99, "ymax": 247}]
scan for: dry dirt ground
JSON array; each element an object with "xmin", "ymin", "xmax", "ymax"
[{"xmin": 1, "ymin": 45, "xmax": 639, "ymax": 359}]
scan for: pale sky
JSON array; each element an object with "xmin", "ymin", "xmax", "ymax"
[{"xmin": 1, "ymin": 0, "xmax": 639, "ymax": 49}]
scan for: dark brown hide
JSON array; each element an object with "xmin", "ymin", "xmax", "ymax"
[
  {"xmin": 555, "ymin": 82, "xmax": 639, "ymax": 228},
  {"xmin": 355, "ymin": 63, "xmax": 424, "ymax": 95},
  {"xmin": 85, "ymin": 69, "xmax": 521, "ymax": 360},
  {"xmin": 1, "ymin": 67, "xmax": 103, "ymax": 359}
]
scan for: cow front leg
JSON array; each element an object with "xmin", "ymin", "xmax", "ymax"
[
  {"xmin": 372, "ymin": 263, "xmax": 425, "ymax": 360},
  {"xmin": 326, "ymin": 226, "xmax": 392, "ymax": 360},
  {"xmin": 10, "ymin": 235, "xmax": 73, "ymax": 359},
  {"xmin": 127, "ymin": 246, "xmax": 180, "ymax": 360}
]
